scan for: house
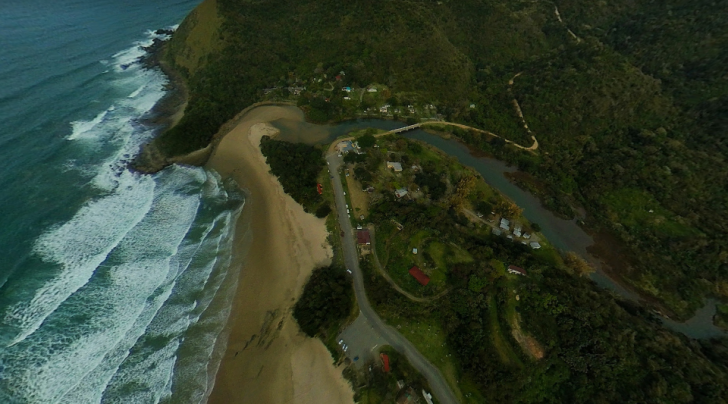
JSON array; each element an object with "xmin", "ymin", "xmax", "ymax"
[
  {"xmin": 469, "ymin": 103, "xmax": 476, "ymax": 109},
  {"xmin": 500, "ymin": 218, "xmax": 510, "ymax": 230},
  {"xmin": 343, "ymin": 96, "xmax": 351, "ymax": 100},
  {"xmin": 367, "ymin": 87, "xmax": 378, "ymax": 93},
  {"xmin": 397, "ymin": 380, "xmax": 406, "ymax": 390},
  {"xmin": 508, "ymin": 265, "xmax": 527, "ymax": 276},
  {"xmin": 529, "ymin": 241, "xmax": 541, "ymax": 249},
  {"xmin": 412, "ymin": 248, "xmax": 418, "ymax": 254},
  {"xmin": 407, "ymin": 105, "xmax": 415, "ymax": 113},
  {"xmin": 316, "ymin": 183, "xmax": 323, "ymax": 195},
  {"xmin": 356, "ymin": 230, "xmax": 371, "ymax": 245},
  {"xmin": 409, "ymin": 266, "xmax": 430, "ymax": 286},
  {"xmin": 387, "ymin": 161, "xmax": 403, "ymax": 172},
  {"xmin": 336, "ymin": 140, "xmax": 355, "ymax": 154},
  {"xmin": 395, "ymin": 188, "xmax": 408, "ymax": 198},
  {"xmin": 380, "ymin": 106, "xmax": 388, "ymax": 113},
  {"xmin": 522, "ymin": 233, "xmax": 531, "ymax": 239},
  {"xmin": 380, "ymin": 353, "xmax": 391, "ymax": 372},
  {"xmin": 422, "ymin": 390, "xmax": 434, "ymax": 404},
  {"xmin": 513, "ymin": 225, "xmax": 522, "ymax": 237},
  {"xmin": 342, "ymin": 87, "xmax": 352, "ymax": 92}
]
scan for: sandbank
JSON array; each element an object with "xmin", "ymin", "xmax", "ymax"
[{"xmin": 205, "ymin": 106, "xmax": 354, "ymax": 404}]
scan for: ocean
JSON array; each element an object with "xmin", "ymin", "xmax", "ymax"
[{"xmin": 0, "ymin": 1, "xmax": 246, "ymax": 402}]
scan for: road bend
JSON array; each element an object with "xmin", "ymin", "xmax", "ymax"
[{"xmin": 327, "ymin": 153, "xmax": 460, "ymax": 404}]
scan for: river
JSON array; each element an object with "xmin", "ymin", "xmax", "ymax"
[{"xmin": 270, "ymin": 111, "xmax": 726, "ymax": 339}]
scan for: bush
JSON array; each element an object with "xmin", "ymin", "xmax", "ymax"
[
  {"xmin": 315, "ymin": 203, "xmax": 332, "ymax": 218},
  {"xmin": 293, "ymin": 266, "xmax": 353, "ymax": 337}
]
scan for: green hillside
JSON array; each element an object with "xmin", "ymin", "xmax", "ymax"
[{"xmin": 152, "ymin": 0, "xmax": 728, "ymax": 320}]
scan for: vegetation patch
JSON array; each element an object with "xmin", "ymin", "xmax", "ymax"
[{"xmin": 293, "ymin": 265, "xmax": 353, "ymax": 338}]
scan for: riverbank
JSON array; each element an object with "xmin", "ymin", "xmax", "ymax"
[{"xmin": 204, "ymin": 106, "xmax": 354, "ymax": 404}]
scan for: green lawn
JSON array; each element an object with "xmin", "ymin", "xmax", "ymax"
[{"xmin": 601, "ymin": 188, "xmax": 698, "ymax": 238}]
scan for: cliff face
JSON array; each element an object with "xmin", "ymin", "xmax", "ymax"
[{"xmin": 165, "ymin": 0, "xmax": 222, "ymax": 78}]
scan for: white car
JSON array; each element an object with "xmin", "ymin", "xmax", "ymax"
[
  {"xmin": 338, "ymin": 339, "xmax": 344, "ymax": 345},
  {"xmin": 347, "ymin": 269, "xmax": 352, "ymax": 274},
  {"xmin": 343, "ymin": 344, "xmax": 348, "ymax": 352}
]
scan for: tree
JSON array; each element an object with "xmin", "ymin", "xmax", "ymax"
[
  {"xmin": 495, "ymin": 199, "xmax": 523, "ymax": 218},
  {"xmin": 358, "ymin": 133, "xmax": 377, "ymax": 148}
]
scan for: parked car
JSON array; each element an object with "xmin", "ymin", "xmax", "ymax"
[
  {"xmin": 338, "ymin": 339, "xmax": 344, "ymax": 345},
  {"xmin": 346, "ymin": 269, "xmax": 352, "ymax": 274}
]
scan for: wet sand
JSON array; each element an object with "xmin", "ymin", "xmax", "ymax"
[{"xmin": 205, "ymin": 106, "xmax": 354, "ymax": 404}]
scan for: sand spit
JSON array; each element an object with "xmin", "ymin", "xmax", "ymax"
[{"xmin": 205, "ymin": 106, "xmax": 354, "ymax": 404}]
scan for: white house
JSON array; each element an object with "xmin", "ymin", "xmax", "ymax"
[
  {"xmin": 529, "ymin": 241, "xmax": 541, "ymax": 249},
  {"xmin": 395, "ymin": 188, "xmax": 408, "ymax": 198},
  {"xmin": 513, "ymin": 225, "xmax": 522, "ymax": 237},
  {"xmin": 412, "ymin": 248, "xmax": 418, "ymax": 254},
  {"xmin": 500, "ymin": 218, "xmax": 510, "ymax": 231},
  {"xmin": 367, "ymin": 87, "xmax": 378, "ymax": 93}
]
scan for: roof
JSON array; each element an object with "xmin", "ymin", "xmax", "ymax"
[
  {"xmin": 529, "ymin": 241, "xmax": 541, "ymax": 249},
  {"xmin": 409, "ymin": 266, "xmax": 430, "ymax": 286},
  {"xmin": 356, "ymin": 230, "xmax": 371, "ymax": 245},
  {"xmin": 508, "ymin": 265, "xmax": 527, "ymax": 276},
  {"xmin": 380, "ymin": 353, "xmax": 391, "ymax": 372},
  {"xmin": 387, "ymin": 161, "xmax": 403, "ymax": 171},
  {"xmin": 395, "ymin": 188, "xmax": 408, "ymax": 198}
]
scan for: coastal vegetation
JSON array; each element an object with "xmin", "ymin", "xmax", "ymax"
[
  {"xmin": 259, "ymin": 135, "xmax": 326, "ymax": 213},
  {"xmin": 293, "ymin": 265, "xmax": 353, "ymax": 338}
]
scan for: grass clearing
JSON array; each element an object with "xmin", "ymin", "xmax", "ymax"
[
  {"xmin": 387, "ymin": 317, "xmax": 464, "ymax": 402},
  {"xmin": 488, "ymin": 294, "xmax": 523, "ymax": 367},
  {"xmin": 601, "ymin": 188, "xmax": 697, "ymax": 238}
]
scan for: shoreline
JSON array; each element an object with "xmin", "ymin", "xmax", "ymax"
[{"xmin": 204, "ymin": 105, "xmax": 354, "ymax": 404}]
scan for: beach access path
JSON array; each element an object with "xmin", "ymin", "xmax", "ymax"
[{"xmin": 327, "ymin": 152, "xmax": 460, "ymax": 404}]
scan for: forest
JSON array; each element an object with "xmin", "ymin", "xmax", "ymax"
[{"xmin": 259, "ymin": 135, "xmax": 326, "ymax": 214}]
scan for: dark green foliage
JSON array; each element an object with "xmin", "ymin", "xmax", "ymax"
[
  {"xmin": 259, "ymin": 136, "xmax": 324, "ymax": 212},
  {"xmin": 315, "ymin": 203, "xmax": 331, "ymax": 218},
  {"xmin": 293, "ymin": 266, "xmax": 353, "ymax": 337},
  {"xmin": 357, "ymin": 134, "xmax": 377, "ymax": 148},
  {"xmin": 343, "ymin": 152, "xmax": 366, "ymax": 164},
  {"xmin": 414, "ymin": 168, "xmax": 447, "ymax": 201}
]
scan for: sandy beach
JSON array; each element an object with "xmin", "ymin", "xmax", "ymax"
[{"xmin": 205, "ymin": 106, "xmax": 354, "ymax": 404}]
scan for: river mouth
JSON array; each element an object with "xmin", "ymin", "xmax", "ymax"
[{"xmin": 268, "ymin": 109, "xmax": 726, "ymax": 339}]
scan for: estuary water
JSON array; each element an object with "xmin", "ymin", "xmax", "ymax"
[{"xmin": 0, "ymin": 1, "xmax": 248, "ymax": 402}]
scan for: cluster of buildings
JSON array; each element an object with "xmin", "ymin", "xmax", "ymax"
[
  {"xmin": 492, "ymin": 217, "xmax": 541, "ymax": 249},
  {"xmin": 335, "ymin": 140, "xmax": 362, "ymax": 155}
]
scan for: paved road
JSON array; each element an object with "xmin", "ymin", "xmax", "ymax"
[{"xmin": 327, "ymin": 153, "xmax": 460, "ymax": 404}]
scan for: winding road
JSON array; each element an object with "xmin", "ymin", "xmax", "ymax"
[{"xmin": 327, "ymin": 153, "xmax": 460, "ymax": 404}]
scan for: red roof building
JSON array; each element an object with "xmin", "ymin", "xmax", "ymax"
[
  {"xmin": 409, "ymin": 266, "xmax": 430, "ymax": 286},
  {"xmin": 316, "ymin": 183, "xmax": 323, "ymax": 195},
  {"xmin": 380, "ymin": 353, "xmax": 391, "ymax": 372},
  {"xmin": 356, "ymin": 230, "xmax": 371, "ymax": 245},
  {"xmin": 507, "ymin": 265, "xmax": 527, "ymax": 276}
]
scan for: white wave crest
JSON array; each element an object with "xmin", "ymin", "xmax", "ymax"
[{"xmin": 4, "ymin": 171, "xmax": 156, "ymax": 346}]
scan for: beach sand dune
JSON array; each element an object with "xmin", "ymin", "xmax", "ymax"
[{"xmin": 206, "ymin": 106, "xmax": 354, "ymax": 404}]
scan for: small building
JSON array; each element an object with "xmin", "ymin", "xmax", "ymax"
[
  {"xmin": 367, "ymin": 87, "xmax": 378, "ymax": 93},
  {"xmin": 356, "ymin": 230, "xmax": 371, "ymax": 245},
  {"xmin": 387, "ymin": 161, "xmax": 403, "ymax": 172},
  {"xmin": 422, "ymin": 390, "xmax": 434, "ymax": 404},
  {"xmin": 508, "ymin": 265, "xmax": 527, "ymax": 276},
  {"xmin": 341, "ymin": 87, "xmax": 352, "ymax": 92},
  {"xmin": 343, "ymin": 96, "xmax": 351, "ymax": 100},
  {"xmin": 316, "ymin": 183, "xmax": 323, "ymax": 195},
  {"xmin": 397, "ymin": 380, "xmax": 406, "ymax": 390},
  {"xmin": 395, "ymin": 188, "xmax": 408, "ymax": 198},
  {"xmin": 380, "ymin": 353, "xmax": 391, "ymax": 372},
  {"xmin": 522, "ymin": 233, "xmax": 531, "ymax": 239},
  {"xmin": 409, "ymin": 266, "xmax": 430, "ymax": 286},
  {"xmin": 412, "ymin": 248, "xmax": 418, "ymax": 254},
  {"xmin": 513, "ymin": 225, "xmax": 522, "ymax": 237},
  {"xmin": 336, "ymin": 140, "xmax": 356, "ymax": 154},
  {"xmin": 469, "ymin": 103, "xmax": 476, "ymax": 109},
  {"xmin": 491, "ymin": 228, "xmax": 502, "ymax": 236},
  {"xmin": 500, "ymin": 218, "xmax": 510, "ymax": 230},
  {"xmin": 380, "ymin": 106, "xmax": 388, "ymax": 113},
  {"xmin": 529, "ymin": 241, "xmax": 541, "ymax": 249}
]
